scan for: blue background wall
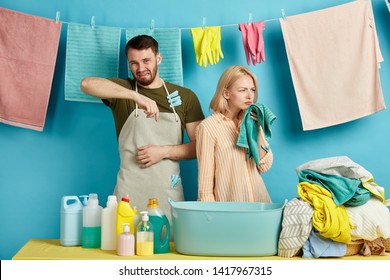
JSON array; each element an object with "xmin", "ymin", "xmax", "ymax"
[{"xmin": 1, "ymin": 0, "xmax": 389, "ymax": 260}]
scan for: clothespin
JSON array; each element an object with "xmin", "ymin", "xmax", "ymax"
[
  {"xmin": 281, "ymin": 9, "xmax": 286, "ymax": 20},
  {"xmin": 248, "ymin": 13, "xmax": 253, "ymax": 26},
  {"xmin": 202, "ymin": 17, "xmax": 206, "ymax": 30},
  {"xmin": 55, "ymin": 11, "xmax": 60, "ymax": 24},
  {"xmin": 91, "ymin": 16, "xmax": 95, "ymax": 30},
  {"xmin": 150, "ymin": 19, "xmax": 155, "ymax": 31}
]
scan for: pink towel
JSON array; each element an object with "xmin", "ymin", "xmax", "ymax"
[
  {"xmin": 0, "ymin": 8, "xmax": 61, "ymax": 131},
  {"xmin": 279, "ymin": 0, "xmax": 385, "ymax": 131}
]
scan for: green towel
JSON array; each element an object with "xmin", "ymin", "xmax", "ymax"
[
  {"xmin": 298, "ymin": 169, "xmax": 371, "ymax": 206},
  {"xmin": 65, "ymin": 23, "xmax": 121, "ymax": 102},
  {"xmin": 236, "ymin": 103, "xmax": 276, "ymax": 166}
]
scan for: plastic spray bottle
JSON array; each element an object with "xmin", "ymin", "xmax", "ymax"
[
  {"xmin": 116, "ymin": 195, "xmax": 135, "ymax": 240},
  {"xmin": 101, "ymin": 195, "xmax": 118, "ymax": 250},
  {"xmin": 82, "ymin": 193, "xmax": 103, "ymax": 248},
  {"xmin": 136, "ymin": 211, "xmax": 154, "ymax": 256},
  {"xmin": 117, "ymin": 223, "xmax": 135, "ymax": 256},
  {"xmin": 147, "ymin": 198, "xmax": 170, "ymax": 253}
]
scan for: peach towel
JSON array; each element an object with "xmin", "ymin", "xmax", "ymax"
[
  {"xmin": 279, "ymin": 0, "xmax": 385, "ymax": 131},
  {"xmin": 0, "ymin": 8, "xmax": 61, "ymax": 131}
]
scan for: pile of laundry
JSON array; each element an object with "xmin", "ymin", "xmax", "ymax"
[{"xmin": 278, "ymin": 156, "xmax": 390, "ymax": 258}]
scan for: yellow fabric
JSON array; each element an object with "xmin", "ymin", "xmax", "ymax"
[
  {"xmin": 297, "ymin": 182, "xmax": 352, "ymax": 243},
  {"xmin": 362, "ymin": 177, "xmax": 390, "ymax": 206},
  {"xmin": 190, "ymin": 26, "xmax": 224, "ymax": 67},
  {"xmin": 13, "ymin": 239, "xmax": 390, "ymax": 260}
]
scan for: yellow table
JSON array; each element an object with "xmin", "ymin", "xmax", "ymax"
[{"xmin": 12, "ymin": 239, "xmax": 390, "ymax": 260}]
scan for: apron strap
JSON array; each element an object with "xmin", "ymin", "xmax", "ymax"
[{"xmin": 161, "ymin": 80, "xmax": 180, "ymax": 123}]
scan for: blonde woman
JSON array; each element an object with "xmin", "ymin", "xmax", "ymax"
[{"xmin": 196, "ymin": 65, "xmax": 273, "ymax": 202}]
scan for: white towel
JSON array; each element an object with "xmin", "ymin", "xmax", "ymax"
[
  {"xmin": 279, "ymin": 0, "xmax": 385, "ymax": 131},
  {"xmin": 347, "ymin": 197, "xmax": 390, "ymax": 241}
]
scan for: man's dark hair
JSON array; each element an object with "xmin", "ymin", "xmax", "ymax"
[{"xmin": 125, "ymin": 35, "xmax": 159, "ymax": 57}]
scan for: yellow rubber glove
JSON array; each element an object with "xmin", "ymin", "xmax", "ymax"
[
  {"xmin": 190, "ymin": 27, "xmax": 205, "ymax": 66},
  {"xmin": 209, "ymin": 26, "xmax": 224, "ymax": 65},
  {"xmin": 200, "ymin": 27, "xmax": 213, "ymax": 67}
]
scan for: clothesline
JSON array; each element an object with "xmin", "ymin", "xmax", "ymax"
[{"xmin": 55, "ymin": 10, "xmax": 283, "ymax": 31}]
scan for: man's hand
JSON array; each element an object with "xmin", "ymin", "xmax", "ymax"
[
  {"xmin": 134, "ymin": 93, "xmax": 159, "ymax": 121},
  {"xmin": 136, "ymin": 145, "xmax": 171, "ymax": 168}
]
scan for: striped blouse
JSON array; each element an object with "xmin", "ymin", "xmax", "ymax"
[{"xmin": 196, "ymin": 112, "xmax": 273, "ymax": 202}]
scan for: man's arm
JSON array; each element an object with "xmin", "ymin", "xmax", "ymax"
[
  {"xmin": 80, "ymin": 77, "xmax": 159, "ymax": 120},
  {"xmin": 135, "ymin": 120, "xmax": 202, "ymax": 168}
]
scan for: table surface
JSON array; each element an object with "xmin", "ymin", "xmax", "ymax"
[{"xmin": 12, "ymin": 239, "xmax": 390, "ymax": 260}]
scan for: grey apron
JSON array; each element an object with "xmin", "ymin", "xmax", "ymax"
[{"xmin": 113, "ymin": 81, "xmax": 184, "ymax": 226}]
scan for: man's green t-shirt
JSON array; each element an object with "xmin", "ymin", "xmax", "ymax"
[{"xmin": 104, "ymin": 78, "xmax": 205, "ymax": 138}]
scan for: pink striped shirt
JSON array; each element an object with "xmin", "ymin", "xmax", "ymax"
[{"xmin": 196, "ymin": 112, "xmax": 273, "ymax": 202}]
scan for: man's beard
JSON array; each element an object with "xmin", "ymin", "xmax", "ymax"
[{"xmin": 134, "ymin": 66, "xmax": 158, "ymax": 86}]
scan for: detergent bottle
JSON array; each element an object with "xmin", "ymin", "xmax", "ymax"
[
  {"xmin": 132, "ymin": 206, "xmax": 141, "ymax": 238},
  {"xmin": 147, "ymin": 198, "xmax": 170, "ymax": 253},
  {"xmin": 117, "ymin": 223, "xmax": 135, "ymax": 256},
  {"xmin": 136, "ymin": 211, "xmax": 154, "ymax": 256},
  {"xmin": 82, "ymin": 193, "xmax": 103, "ymax": 248},
  {"xmin": 60, "ymin": 195, "xmax": 84, "ymax": 246},
  {"xmin": 116, "ymin": 195, "xmax": 135, "ymax": 240},
  {"xmin": 101, "ymin": 195, "xmax": 118, "ymax": 250}
]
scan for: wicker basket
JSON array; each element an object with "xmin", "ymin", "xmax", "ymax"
[
  {"xmin": 345, "ymin": 239, "xmax": 364, "ymax": 256},
  {"xmin": 382, "ymin": 238, "xmax": 390, "ymax": 252}
]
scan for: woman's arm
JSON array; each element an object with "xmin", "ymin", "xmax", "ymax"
[{"xmin": 196, "ymin": 124, "xmax": 216, "ymax": 201}]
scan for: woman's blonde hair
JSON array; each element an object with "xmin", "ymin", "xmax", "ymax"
[{"xmin": 209, "ymin": 65, "xmax": 258, "ymax": 114}]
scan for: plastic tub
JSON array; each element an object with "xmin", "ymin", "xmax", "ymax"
[{"xmin": 168, "ymin": 198, "xmax": 287, "ymax": 257}]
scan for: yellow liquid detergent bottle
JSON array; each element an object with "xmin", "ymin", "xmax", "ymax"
[
  {"xmin": 136, "ymin": 211, "xmax": 154, "ymax": 256},
  {"xmin": 116, "ymin": 195, "xmax": 135, "ymax": 241}
]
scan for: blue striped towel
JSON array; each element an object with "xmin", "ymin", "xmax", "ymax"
[
  {"xmin": 125, "ymin": 28, "xmax": 183, "ymax": 86},
  {"xmin": 65, "ymin": 23, "xmax": 121, "ymax": 102}
]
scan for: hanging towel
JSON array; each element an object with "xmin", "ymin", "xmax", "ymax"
[
  {"xmin": 65, "ymin": 23, "xmax": 120, "ymax": 102},
  {"xmin": 190, "ymin": 26, "xmax": 223, "ymax": 67},
  {"xmin": 236, "ymin": 103, "xmax": 276, "ymax": 166},
  {"xmin": 126, "ymin": 28, "xmax": 183, "ymax": 86},
  {"xmin": 279, "ymin": 0, "xmax": 385, "ymax": 131},
  {"xmin": 0, "ymin": 8, "xmax": 61, "ymax": 131},
  {"xmin": 238, "ymin": 21, "xmax": 265, "ymax": 66}
]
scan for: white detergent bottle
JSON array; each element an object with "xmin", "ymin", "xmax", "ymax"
[
  {"xmin": 136, "ymin": 211, "xmax": 154, "ymax": 256},
  {"xmin": 117, "ymin": 223, "xmax": 135, "ymax": 256},
  {"xmin": 60, "ymin": 196, "xmax": 83, "ymax": 246},
  {"xmin": 101, "ymin": 195, "xmax": 118, "ymax": 250},
  {"xmin": 82, "ymin": 193, "xmax": 103, "ymax": 248}
]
